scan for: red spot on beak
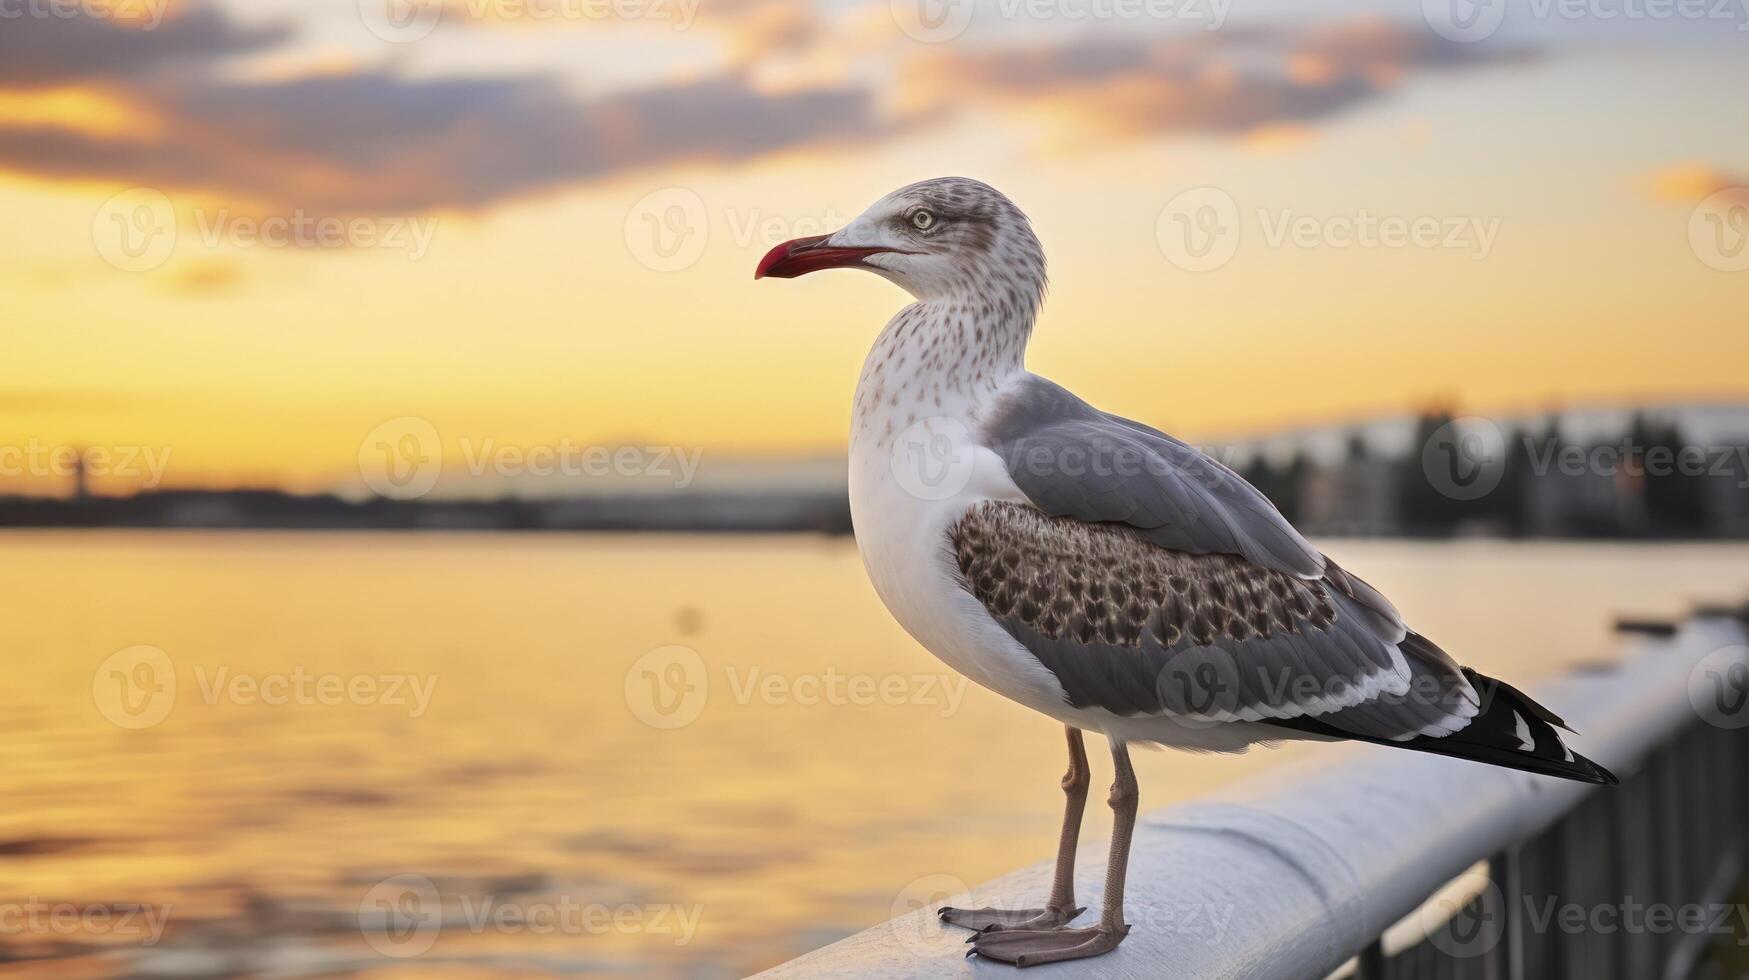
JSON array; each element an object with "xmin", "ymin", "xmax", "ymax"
[{"xmin": 755, "ymin": 234, "xmax": 890, "ymax": 280}]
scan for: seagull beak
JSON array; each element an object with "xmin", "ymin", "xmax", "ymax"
[{"xmin": 755, "ymin": 234, "xmax": 891, "ymax": 280}]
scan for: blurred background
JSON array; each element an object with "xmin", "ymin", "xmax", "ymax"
[{"xmin": 2, "ymin": 0, "xmax": 1747, "ymax": 975}]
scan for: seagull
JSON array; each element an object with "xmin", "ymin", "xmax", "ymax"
[{"xmin": 756, "ymin": 177, "xmax": 1615, "ymax": 967}]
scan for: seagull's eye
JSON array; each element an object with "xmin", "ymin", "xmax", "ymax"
[{"xmin": 910, "ymin": 210, "xmax": 936, "ymax": 232}]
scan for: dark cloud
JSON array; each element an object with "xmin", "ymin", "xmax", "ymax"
[
  {"xmin": 905, "ymin": 18, "xmax": 1537, "ymax": 138},
  {"xmin": 0, "ymin": 4, "xmax": 888, "ymax": 212},
  {"xmin": 0, "ymin": 72, "xmax": 883, "ymax": 211},
  {"xmin": 0, "ymin": 7, "xmax": 1535, "ymax": 214},
  {"xmin": 0, "ymin": 6, "xmax": 288, "ymax": 89}
]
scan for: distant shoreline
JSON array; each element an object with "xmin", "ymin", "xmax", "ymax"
[
  {"xmin": 0, "ymin": 490, "xmax": 856, "ymax": 535},
  {"xmin": 1, "ymin": 489, "xmax": 1742, "ymax": 541}
]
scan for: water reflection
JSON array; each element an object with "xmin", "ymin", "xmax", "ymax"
[{"xmin": 0, "ymin": 532, "xmax": 1744, "ymax": 976}]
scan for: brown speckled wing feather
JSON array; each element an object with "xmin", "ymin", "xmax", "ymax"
[{"xmin": 949, "ymin": 500, "xmax": 1473, "ymax": 734}]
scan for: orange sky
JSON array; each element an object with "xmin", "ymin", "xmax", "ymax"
[{"xmin": 3, "ymin": 1, "xmax": 1747, "ymax": 495}]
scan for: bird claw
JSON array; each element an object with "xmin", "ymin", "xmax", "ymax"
[{"xmin": 968, "ymin": 924, "xmax": 1128, "ymax": 967}]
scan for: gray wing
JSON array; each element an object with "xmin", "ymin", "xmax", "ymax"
[
  {"xmin": 981, "ymin": 374, "xmax": 1407, "ymax": 639},
  {"xmin": 981, "ymin": 375, "xmax": 1324, "ymax": 579},
  {"xmin": 949, "ymin": 501, "xmax": 1478, "ymax": 738}
]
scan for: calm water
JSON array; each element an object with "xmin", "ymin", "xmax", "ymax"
[{"xmin": 1, "ymin": 532, "xmax": 1746, "ymax": 977}]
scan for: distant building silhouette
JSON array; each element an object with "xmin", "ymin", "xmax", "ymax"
[
  {"xmin": 71, "ymin": 447, "xmax": 89, "ymax": 502},
  {"xmin": 1226, "ymin": 406, "xmax": 1749, "ymax": 540},
  {"xmin": 1300, "ymin": 436, "xmax": 1400, "ymax": 535}
]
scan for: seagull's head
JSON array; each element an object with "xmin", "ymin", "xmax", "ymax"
[{"xmin": 755, "ymin": 177, "xmax": 1045, "ymax": 306}]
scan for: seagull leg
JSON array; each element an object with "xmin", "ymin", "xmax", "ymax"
[
  {"xmin": 939, "ymin": 726, "xmax": 1089, "ymax": 932},
  {"xmin": 968, "ymin": 739, "xmax": 1134, "ymax": 967}
]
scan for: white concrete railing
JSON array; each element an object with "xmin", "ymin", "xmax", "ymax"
[{"xmin": 758, "ymin": 609, "xmax": 1749, "ymax": 979}]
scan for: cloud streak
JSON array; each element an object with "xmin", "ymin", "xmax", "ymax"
[
  {"xmin": 901, "ymin": 18, "xmax": 1537, "ymax": 139},
  {"xmin": 0, "ymin": 5, "xmax": 287, "ymax": 90},
  {"xmin": 0, "ymin": 70, "xmax": 886, "ymax": 211},
  {"xmin": 0, "ymin": 4, "xmax": 891, "ymax": 212},
  {"xmin": 0, "ymin": 6, "xmax": 1539, "ymax": 215}
]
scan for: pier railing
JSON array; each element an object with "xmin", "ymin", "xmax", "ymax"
[{"xmin": 759, "ymin": 605, "xmax": 1749, "ymax": 979}]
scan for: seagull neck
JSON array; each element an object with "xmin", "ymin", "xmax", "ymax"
[
  {"xmin": 852, "ymin": 297, "xmax": 1034, "ymax": 452},
  {"xmin": 861, "ymin": 296, "xmax": 1033, "ymax": 396}
]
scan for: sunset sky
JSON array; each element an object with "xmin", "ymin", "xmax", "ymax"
[{"xmin": 3, "ymin": 0, "xmax": 1746, "ymax": 494}]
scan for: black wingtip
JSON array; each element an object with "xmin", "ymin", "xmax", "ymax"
[
  {"xmin": 1576, "ymin": 752, "xmax": 1619, "ymax": 786},
  {"xmin": 1462, "ymin": 667, "xmax": 1577, "ymax": 732},
  {"xmin": 1270, "ymin": 668, "xmax": 1619, "ymax": 786}
]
